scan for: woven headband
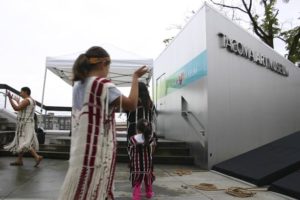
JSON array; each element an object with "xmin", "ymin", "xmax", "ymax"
[{"xmin": 88, "ymin": 57, "xmax": 110, "ymax": 65}]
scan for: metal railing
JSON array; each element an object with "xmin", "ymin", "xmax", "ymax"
[
  {"xmin": 0, "ymin": 84, "xmax": 72, "ymax": 130},
  {"xmin": 0, "ymin": 84, "xmax": 71, "ymax": 113}
]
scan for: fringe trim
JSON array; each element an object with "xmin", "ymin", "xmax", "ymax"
[
  {"xmin": 58, "ymin": 166, "xmax": 111, "ymax": 200},
  {"xmin": 4, "ymin": 130, "xmax": 39, "ymax": 154}
]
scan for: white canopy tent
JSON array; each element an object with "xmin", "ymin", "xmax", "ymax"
[{"xmin": 41, "ymin": 44, "xmax": 153, "ymax": 112}]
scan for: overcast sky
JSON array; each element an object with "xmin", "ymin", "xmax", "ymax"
[{"xmin": 0, "ymin": 0, "xmax": 299, "ymax": 110}]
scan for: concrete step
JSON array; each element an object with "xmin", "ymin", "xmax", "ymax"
[
  {"xmin": 0, "ymin": 118, "xmax": 8, "ymax": 122},
  {"xmin": 44, "ymin": 137, "xmax": 192, "ymax": 164},
  {"xmin": 117, "ymin": 140, "xmax": 188, "ymax": 148},
  {"xmin": 116, "ymin": 154, "xmax": 194, "ymax": 165},
  {"xmin": 39, "ymin": 144, "xmax": 191, "ymax": 156},
  {"xmin": 0, "ymin": 150, "xmax": 194, "ymax": 165},
  {"xmin": 0, "ymin": 113, "xmax": 16, "ymax": 130},
  {"xmin": 0, "ymin": 131, "xmax": 15, "ymax": 147},
  {"xmin": 3, "ymin": 138, "xmax": 190, "ymax": 152},
  {"xmin": 0, "ymin": 123, "xmax": 16, "ymax": 131},
  {"xmin": 117, "ymin": 146, "xmax": 190, "ymax": 156},
  {"xmin": 0, "ymin": 150, "xmax": 69, "ymax": 160},
  {"xmin": 0, "ymin": 108, "xmax": 17, "ymax": 123},
  {"xmin": 39, "ymin": 144, "xmax": 70, "ymax": 152},
  {"xmin": 116, "ymin": 132, "xmax": 166, "ymax": 140},
  {"xmin": 38, "ymin": 151, "xmax": 69, "ymax": 159},
  {"xmin": 1, "ymin": 135, "xmax": 194, "ymax": 165},
  {"xmin": 115, "ymin": 126, "xmax": 127, "ymax": 132},
  {"xmin": 48, "ymin": 137, "xmax": 189, "ymax": 148},
  {"xmin": 49, "ymin": 137, "xmax": 70, "ymax": 145}
]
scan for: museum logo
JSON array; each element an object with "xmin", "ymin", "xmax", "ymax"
[{"xmin": 218, "ymin": 33, "xmax": 289, "ymax": 77}]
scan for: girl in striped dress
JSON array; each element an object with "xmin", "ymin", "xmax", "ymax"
[
  {"xmin": 126, "ymin": 82, "xmax": 157, "ymax": 200},
  {"xmin": 58, "ymin": 46, "xmax": 148, "ymax": 200},
  {"xmin": 129, "ymin": 119, "xmax": 155, "ymax": 200}
]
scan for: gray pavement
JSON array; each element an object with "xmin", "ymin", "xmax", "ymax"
[{"xmin": 0, "ymin": 157, "xmax": 295, "ymax": 200}]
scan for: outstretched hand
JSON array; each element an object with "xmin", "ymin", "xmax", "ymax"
[
  {"xmin": 6, "ymin": 92, "xmax": 13, "ymax": 99},
  {"xmin": 6, "ymin": 92, "xmax": 20, "ymax": 102},
  {"xmin": 13, "ymin": 95, "xmax": 20, "ymax": 103},
  {"xmin": 133, "ymin": 66, "xmax": 149, "ymax": 78}
]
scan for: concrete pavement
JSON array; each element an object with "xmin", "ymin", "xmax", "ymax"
[{"xmin": 0, "ymin": 157, "xmax": 295, "ymax": 200}]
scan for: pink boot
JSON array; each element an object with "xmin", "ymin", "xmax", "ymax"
[
  {"xmin": 145, "ymin": 184, "xmax": 154, "ymax": 199},
  {"xmin": 132, "ymin": 185, "xmax": 141, "ymax": 200}
]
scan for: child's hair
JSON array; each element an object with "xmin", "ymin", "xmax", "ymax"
[
  {"xmin": 136, "ymin": 118, "xmax": 152, "ymax": 145},
  {"xmin": 138, "ymin": 82, "xmax": 152, "ymax": 111},
  {"xmin": 72, "ymin": 46, "xmax": 110, "ymax": 83}
]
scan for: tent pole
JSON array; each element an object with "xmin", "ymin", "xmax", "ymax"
[
  {"xmin": 151, "ymin": 69, "xmax": 154, "ymax": 103},
  {"xmin": 40, "ymin": 67, "xmax": 48, "ymax": 114}
]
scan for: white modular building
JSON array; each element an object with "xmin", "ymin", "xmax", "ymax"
[{"xmin": 154, "ymin": 4, "xmax": 300, "ymax": 169}]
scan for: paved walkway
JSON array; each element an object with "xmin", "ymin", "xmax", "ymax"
[{"xmin": 0, "ymin": 157, "xmax": 295, "ymax": 200}]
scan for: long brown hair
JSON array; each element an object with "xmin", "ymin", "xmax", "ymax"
[
  {"xmin": 138, "ymin": 82, "xmax": 152, "ymax": 111},
  {"xmin": 136, "ymin": 118, "xmax": 152, "ymax": 145},
  {"xmin": 72, "ymin": 46, "xmax": 110, "ymax": 83}
]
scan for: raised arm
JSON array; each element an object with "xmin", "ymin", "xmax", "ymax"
[
  {"xmin": 113, "ymin": 66, "xmax": 149, "ymax": 111},
  {"xmin": 7, "ymin": 92, "xmax": 29, "ymax": 111}
]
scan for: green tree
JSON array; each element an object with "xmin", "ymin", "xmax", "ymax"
[
  {"xmin": 210, "ymin": 0, "xmax": 300, "ymax": 63},
  {"xmin": 280, "ymin": 26, "xmax": 300, "ymax": 63}
]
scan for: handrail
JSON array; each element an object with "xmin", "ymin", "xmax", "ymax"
[
  {"xmin": 0, "ymin": 84, "xmax": 71, "ymax": 112},
  {"xmin": 182, "ymin": 111, "xmax": 205, "ymax": 133},
  {"xmin": 181, "ymin": 96, "xmax": 205, "ymax": 135},
  {"xmin": 0, "ymin": 131, "xmax": 15, "ymax": 134}
]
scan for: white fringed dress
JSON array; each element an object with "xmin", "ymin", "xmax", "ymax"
[
  {"xmin": 58, "ymin": 77, "xmax": 119, "ymax": 200},
  {"xmin": 4, "ymin": 98, "xmax": 39, "ymax": 153}
]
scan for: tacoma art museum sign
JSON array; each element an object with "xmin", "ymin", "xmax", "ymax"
[{"xmin": 218, "ymin": 33, "xmax": 289, "ymax": 77}]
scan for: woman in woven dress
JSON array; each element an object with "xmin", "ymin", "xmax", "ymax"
[{"xmin": 4, "ymin": 87, "xmax": 43, "ymax": 167}]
